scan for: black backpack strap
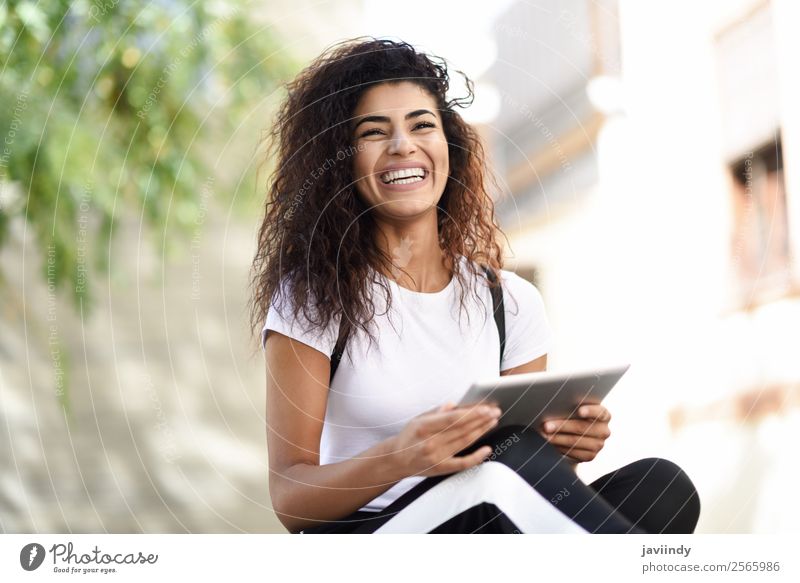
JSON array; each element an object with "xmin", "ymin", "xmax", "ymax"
[
  {"xmin": 481, "ymin": 264, "xmax": 506, "ymax": 370},
  {"xmin": 329, "ymin": 320, "xmax": 347, "ymax": 385}
]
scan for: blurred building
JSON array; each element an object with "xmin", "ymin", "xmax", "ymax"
[{"xmin": 483, "ymin": 0, "xmax": 800, "ymax": 532}]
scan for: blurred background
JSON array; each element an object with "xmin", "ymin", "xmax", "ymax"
[{"xmin": 1, "ymin": 0, "xmax": 797, "ymax": 534}]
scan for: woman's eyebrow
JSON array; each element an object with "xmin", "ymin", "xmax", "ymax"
[{"xmin": 352, "ymin": 109, "xmax": 437, "ymax": 131}]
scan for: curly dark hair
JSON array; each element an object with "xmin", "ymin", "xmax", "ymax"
[{"xmin": 249, "ymin": 36, "xmax": 507, "ymax": 357}]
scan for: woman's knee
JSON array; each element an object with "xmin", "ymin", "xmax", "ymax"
[
  {"xmin": 631, "ymin": 458, "xmax": 699, "ymax": 496},
  {"xmin": 626, "ymin": 457, "xmax": 701, "ymax": 531}
]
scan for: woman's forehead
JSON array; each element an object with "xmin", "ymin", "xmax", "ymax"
[{"xmin": 353, "ymin": 82, "xmax": 439, "ymax": 117}]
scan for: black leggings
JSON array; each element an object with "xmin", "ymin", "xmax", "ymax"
[{"xmin": 301, "ymin": 424, "xmax": 701, "ymax": 534}]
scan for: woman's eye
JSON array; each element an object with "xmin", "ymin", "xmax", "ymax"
[{"xmin": 359, "ymin": 121, "xmax": 435, "ymax": 138}]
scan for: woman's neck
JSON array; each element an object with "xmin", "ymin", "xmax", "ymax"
[{"xmin": 374, "ymin": 216, "xmax": 453, "ymax": 293}]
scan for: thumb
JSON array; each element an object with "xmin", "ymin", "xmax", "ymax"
[{"xmin": 438, "ymin": 401, "xmax": 456, "ymax": 412}]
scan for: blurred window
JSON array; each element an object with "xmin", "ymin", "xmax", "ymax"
[
  {"xmin": 729, "ymin": 138, "xmax": 792, "ymax": 306},
  {"xmin": 715, "ymin": 2, "xmax": 795, "ymax": 308}
]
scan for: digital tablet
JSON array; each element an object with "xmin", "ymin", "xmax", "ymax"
[{"xmin": 458, "ymin": 363, "xmax": 631, "ymax": 431}]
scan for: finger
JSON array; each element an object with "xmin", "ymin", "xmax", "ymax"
[
  {"xmin": 544, "ymin": 432, "xmax": 605, "ymax": 452},
  {"xmin": 542, "ymin": 419, "xmax": 610, "ymax": 438},
  {"xmin": 549, "ymin": 439, "xmax": 601, "ymax": 457},
  {"xmin": 420, "ymin": 410, "xmax": 476, "ymax": 435},
  {"xmin": 415, "ymin": 402, "xmax": 454, "ymax": 423},
  {"xmin": 576, "ymin": 404, "xmax": 611, "ymax": 422},
  {"xmin": 437, "ymin": 406, "xmax": 499, "ymax": 434},
  {"xmin": 444, "ymin": 414, "xmax": 499, "ymax": 449},
  {"xmin": 442, "ymin": 409, "xmax": 499, "ymax": 439},
  {"xmin": 424, "ymin": 405, "xmax": 500, "ymax": 434},
  {"xmin": 452, "ymin": 402, "xmax": 501, "ymax": 417},
  {"xmin": 554, "ymin": 447, "xmax": 598, "ymax": 462},
  {"xmin": 545, "ymin": 431, "xmax": 604, "ymax": 449}
]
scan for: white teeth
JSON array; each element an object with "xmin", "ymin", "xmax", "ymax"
[
  {"xmin": 380, "ymin": 167, "xmax": 426, "ymax": 183},
  {"xmin": 389, "ymin": 176, "xmax": 423, "ymax": 185}
]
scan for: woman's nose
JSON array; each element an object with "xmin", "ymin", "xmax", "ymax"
[{"xmin": 387, "ymin": 130, "xmax": 416, "ymax": 156}]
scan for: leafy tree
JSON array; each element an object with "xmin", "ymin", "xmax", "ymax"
[
  {"xmin": 1, "ymin": 0, "xmax": 297, "ymax": 305},
  {"xmin": 0, "ymin": 0, "xmax": 299, "ymax": 411}
]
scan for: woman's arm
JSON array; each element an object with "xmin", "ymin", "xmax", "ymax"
[
  {"xmin": 265, "ymin": 331, "xmax": 404, "ymax": 533},
  {"xmin": 265, "ymin": 331, "xmax": 498, "ymax": 533}
]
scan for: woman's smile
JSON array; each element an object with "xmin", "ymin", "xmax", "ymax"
[{"xmin": 376, "ymin": 166, "xmax": 431, "ymax": 192}]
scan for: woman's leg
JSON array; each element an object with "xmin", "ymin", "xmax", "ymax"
[
  {"xmin": 588, "ymin": 458, "xmax": 701, "ymax": 533},
  {"xmin": 360, "ymin": 424, "xmax": 646, "ymax": 533},
  {"xmin": 302, "ymin": 425, "xmax": 698, "ymax": 534},
  {"xmin": 300, "ymin": 510, "xmax": 390, "ymax": 534}
]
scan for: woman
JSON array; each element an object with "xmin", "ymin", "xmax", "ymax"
[{"xmin": 249, "ymin": 37, "xmax": 700, "ymax": 534}]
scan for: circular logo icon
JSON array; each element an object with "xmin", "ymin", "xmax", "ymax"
[{"xmin": 20, "ymin": 543, "xmax": 46, "ymax": 571}]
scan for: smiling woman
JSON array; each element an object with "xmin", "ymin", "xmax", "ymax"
[
  {"xmin": 248, "ymin": 37, "xmax": 700, "ymax": 535},
  {"xmin": 250, "ymin": 36, "xmax": 499, "ymax": 349}
]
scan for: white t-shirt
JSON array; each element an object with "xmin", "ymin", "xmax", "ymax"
[{"xmin": 261, "ymin": 256, "xmax": 555, "ymax": 512}]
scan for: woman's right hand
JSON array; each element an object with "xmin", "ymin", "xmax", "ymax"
[{"xmin": 385, "ymin": 402, "xmax": 502, "ymax": 479}]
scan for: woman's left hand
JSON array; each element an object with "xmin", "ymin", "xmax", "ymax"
[{"xmin": 537, "ymin": 404, "xmax": 612, "ymax": 465}]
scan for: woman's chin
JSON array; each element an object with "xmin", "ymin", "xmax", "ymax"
[{"xmin": 373, "ymin": 199, "xmax": 438, "ymax": 220}]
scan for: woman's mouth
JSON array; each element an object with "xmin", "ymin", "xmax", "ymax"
[
  {"xmin": 378, "ymin": 167, "xmax": 429, "ymax": 190},
  {"xmin": 380, "ymin": 167, "xmax": 426, "ymax": 184}
]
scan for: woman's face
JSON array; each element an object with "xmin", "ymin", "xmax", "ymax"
[{"xmin": 350, "ymin": 81, "xmax": 449, "ymax": 221}]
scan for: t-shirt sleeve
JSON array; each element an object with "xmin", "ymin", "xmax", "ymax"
[
  {"xmin": 499, "ymin": 270, "xmax": 555, "ymax": 370},
  {"xmin": 260, "ymin": 280, "xmax": 340, "ymax": 358}
]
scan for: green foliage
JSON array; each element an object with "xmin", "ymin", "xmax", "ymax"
[
  {"xmin": 0, "ymin": 0, "xmax": 299, "ymax": 413},
  {"xmin": 0, "ymin": 0, "xmax": 298, "ymax": 310}
]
